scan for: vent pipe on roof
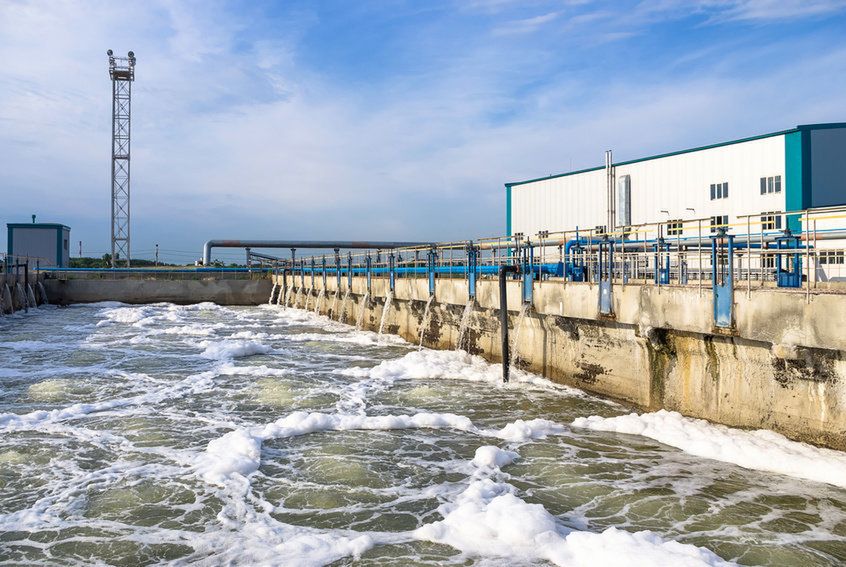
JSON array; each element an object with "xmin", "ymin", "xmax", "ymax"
[{"xmin": 605, "ymin": 150, "xmax": 615, "ymax": 233}]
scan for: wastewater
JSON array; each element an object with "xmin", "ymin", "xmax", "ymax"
[{"xmin": 1, "ymin": 303, "xmax": 845, "ymax": 566}]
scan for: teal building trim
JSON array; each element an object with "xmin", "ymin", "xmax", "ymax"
[
  {"xmin": 784, "ymin": 129, "xmax": 819, "ymax": 232},
  {"xmin": 784, "ymin": 131, "xmax": 804, "ymax": 232},
  {"xmin": 505, "ymin": 184, "xmax": 512, "ymax": 236}
]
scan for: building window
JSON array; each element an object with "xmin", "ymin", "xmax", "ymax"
[
  {"xmin": 760, "ymin": 212, "xmax": 783, "ymax": 231},
  {"xmin": 666, "ymin": 220, "xmax": 683, "ymax": 236},
  {"xmin": 63, "ymin": 239, "xmax": 68, "ymax": 251},
  {"xmin": 593, "ymin": 225, "xmax": 607, "ymax": 235},
  {"xmin": 819, "ymin": 251, "xmax": 845, "ymax": 265},
  {"xmin": 760, "ymin": 175, "xmax": 782, "ymax": 195},
  {"xmin": 710, "ymin": 182, "xmax": 728, "ymax": 200},
  {"xmin": 710, "ymin": 215, "xmax": 729, "ymax": 233}
]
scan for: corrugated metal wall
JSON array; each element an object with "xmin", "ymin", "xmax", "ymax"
[{"xmin": 510, "ymin": 134, "xmax": 787, "ymax": 238}]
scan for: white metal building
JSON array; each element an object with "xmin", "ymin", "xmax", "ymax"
[{"xmin": 506, "ymin": 123, "xmax": 846, "ymax": 243}]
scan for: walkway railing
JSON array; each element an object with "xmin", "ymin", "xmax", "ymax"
[{"xmin": 263, "ymin": 204, "xmax": 846, "ymax": 330}]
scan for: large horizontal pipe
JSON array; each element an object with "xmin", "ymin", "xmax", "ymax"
[{"xmin": 203, "ymin": 240, "xmax": 430, "ymax": 266}]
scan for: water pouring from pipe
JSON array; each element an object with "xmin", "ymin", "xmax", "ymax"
[
  {"xmin": 378, "ymin": 291, "xmax": 393, "ymax": 335},
  {"xmin": 418, "ymin": 294, "xmax": 435, "ymax": 349}
]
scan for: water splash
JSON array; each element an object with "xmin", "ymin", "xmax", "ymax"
[
  {"xmin": 418, "ymin": 295, "xmax": 435, "ymax": 349},
  {"xmin": 356, "ymin": 292, "xmax": 370, "ymax": 330},
  {"xmin": 284, "ymin": 286, "xmax": 293, "ymax": 307},
  {"xmin": 510, "ymin": 303, "xmax": 531, "ymax": 370},
  {"xmin": 268, "ymin": 283, "xmax": 278, "ymax": 305},
  {"xmin": 15, "ymin": 283, "xmax": 27, "ymax": 311},
  {"xmin": 304, "ymin": 290, "xmax": 312, "ymax": 311},
  {"xmin": 314, "ymin": 289, "xmax": 325, "ymax": 315},
  {"xmin": 294, "ymin": 287, "xmax": 302, "ymax": 309},
  {"xmin": 340, "ymin": 290, "xmax": 351, "ymax": 323},
  {"xmin": 1, "ymin": 284, "xmax": 12, "ymax": 314},
  {"xmin": 378, "ymin": 291, "xmax": 394, "ymax": 335},
  {"xmin": 456, "ymin": 299, "xmax": 474, "ymax": 351},
  {"xmin": 330, "ymin": 290, "xmax": 339, "ymax": 319},
  {"xmin": 26, "ymin": 284, "xmax": 37, "ymax": 309},
  {"xmin": 37, "ymin": 281, "xmax": 48, "ymax": 305}
]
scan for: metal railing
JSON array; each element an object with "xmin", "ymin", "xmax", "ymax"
[{"xmin": 265, "ymin": 204, "xmax": 846, "ymax": 310}]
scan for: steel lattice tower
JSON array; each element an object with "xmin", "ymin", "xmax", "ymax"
[{"xmin": 107, "ymin": 50, "xmax": 136, "ymax": 268}]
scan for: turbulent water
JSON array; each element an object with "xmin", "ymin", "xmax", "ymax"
[{"xmin": 1, "ymin": 303, "xmax": 846, "ymax": 566}]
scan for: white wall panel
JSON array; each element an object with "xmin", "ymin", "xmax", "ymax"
[{"xmin": 511, "ymin": 134, "xmax": 788, "ymax": 238}]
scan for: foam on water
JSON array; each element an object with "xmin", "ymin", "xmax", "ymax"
[
  {"xmin": 3, "ymin": 302, "xmax": 845, "ymax": 566},
  {"xmin": 340, "ymin": 348, "xmax": 586, "ymax": 394},
  {"xmin": 572, "ymin": 409, "xmax": 846, "ymax": 489},
  {"xmin": 200, "ymin": 339, "xmax": 272, "ymax": 359},
  {"xmin": 413, "ymin": 441, "xmax": 733, "ymax": 567}
]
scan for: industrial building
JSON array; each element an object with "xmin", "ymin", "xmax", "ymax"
[
  {"xmin": 6, "ymin": 223, "xmax": 71, "ymax": 268},
  {"xmin": 507, "ymin": 123, "xmax": 846, "ymax": 238}
]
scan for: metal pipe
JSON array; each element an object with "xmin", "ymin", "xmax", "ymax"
[
  {"xmin": 202, "ymin": 240, "xmax": 430, "ymax": 266},
  {"xmin": 499, "ymin": 265, "xmax": 518, "ymax": 383}
]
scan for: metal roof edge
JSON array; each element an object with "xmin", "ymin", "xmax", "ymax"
[
  {"xmin": 504, "ymin": 124, "xmax": 846, "ymax": 188},
  {"xmin": 7, "ymin": 223, "xmax": 71, "ymax": 230}
]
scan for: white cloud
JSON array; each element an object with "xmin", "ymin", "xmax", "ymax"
[{"xmin": 0, "ymin": 0, "xmax": 845, "ymax": 261}]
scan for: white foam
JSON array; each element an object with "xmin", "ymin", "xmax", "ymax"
[
  {"xmin": 572, "ymin": 409, "xmax": 846, "ymax": 489},
  {"xmin": 414, "ymin": 477, "xmax": 732, "ymax": 566},
  {"xmin": 97, "ymin": 305, "xmax": 153, "ymax": 325},
  {"xmin": 339, "ymin": 349, "xmax": 578, "ymax": 392},
  {"xmin": 287, "ymin": 331, "xmax": 407, "ymax": 346},
  {"xmin": 472, "ymin": 446, "xmax": 519, "ymax": 469},
  {"xmin": 200, "ymin": 339, "xmax": 272, "ymax": 360},
  {"xmin": 197, "ymin": 428, "xmax": 263, "ymax": 486},
  {"xmin": 197, "ymin": 411, "xmax": 479, "ymax": 486},
  {"xmin": 495, "ymin": 418, "xmax": 566, "ymax": 442}
]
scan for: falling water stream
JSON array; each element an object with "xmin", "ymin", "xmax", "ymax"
[
  {"xmin": 378, "ymin": 291, "xmax": 393, "ymax": 335},
  {"xmin": 455, "ymin": 299, "xmax": 474, "ymax": 352},
  {"xmin": 340, "ymin": 290, "xmax": 351, "ymax": 324},
  {"xmin": 330, "ymin": 290, "xmax": 339, "ymax": 319},
  {"xmin": 510, "ymin": 303, "xmax": 531, "ymax": 369},
  {"xmin": 418, "ymin": 294, "xmax": 435, "ymax": 348},
  {"xmin": 356, "ymin": 292, "xmax": 370, "ymax": 330},
  {"xmin": 1, "ymin": 303, "xmax": 846, "ymax": 566}
]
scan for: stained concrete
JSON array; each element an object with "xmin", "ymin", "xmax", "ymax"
[
  {"xmin": 276, "ymin": 273, "xmax": 846, "ymax": 450},
  {"xmin": 43, "ymin": 276, "xmax": 272, "ymax": 306}
]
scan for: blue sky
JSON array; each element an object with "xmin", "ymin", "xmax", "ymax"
[{"xmin": 2, "ymin": 0, "xmax": 846, "ymax": 263}]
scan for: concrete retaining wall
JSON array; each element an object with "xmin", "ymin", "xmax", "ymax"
[
  {"xmin": 275, "ymin": 274, "xmax": 846, "ymax": 450},
  {"xmin": 44, "ymin": 277, "xmax": 272, "ymax": 306}
]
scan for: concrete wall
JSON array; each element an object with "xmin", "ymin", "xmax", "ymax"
[
  {"xmin": 44, "ymin": 276, "xmax": 272, "ymax": 306},
  {"xmin": 274, "ymin": 273, "xmax": 846, "ymax": 450}
]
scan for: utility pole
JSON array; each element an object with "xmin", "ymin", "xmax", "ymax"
[
  {"xmin": 78, "ymin": 241, "xmax": 82, "ymax": 257},
  {"xmin": 107, "ymin": 49, "xmax": 136, "ymax": 268},
  {"xmin": 155, "ymin": 244, "xmax": 159, "ymax": 267}
]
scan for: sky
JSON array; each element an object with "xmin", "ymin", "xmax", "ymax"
[{"xmin": 1, "ymin": 0, "xmax": 846, "ymax": 264}]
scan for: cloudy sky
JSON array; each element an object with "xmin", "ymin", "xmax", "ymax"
[{"xmin": 1, "ymin": 0, "xmax": 845, "ymax": 263}]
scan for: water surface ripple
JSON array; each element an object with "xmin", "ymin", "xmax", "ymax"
[{"xmin": 1, "ymin": 303, "xmax": 845, "ymax": 566}]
